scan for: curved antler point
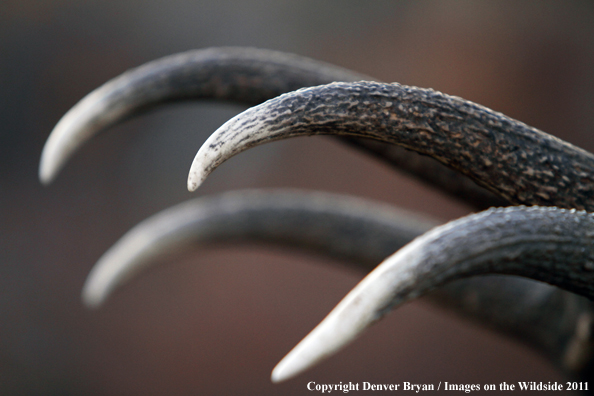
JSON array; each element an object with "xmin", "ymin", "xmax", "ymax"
[
  {"xmin": 187, "ymin": 168, "xmax": 205, "ymax": 192},
  {"xmin": 81, "ymin": 278, "xmax": 108, "ymax": 309},
  {"xmin": 270, "ymin": 336, "xmax": 328, "ymax": 383},
  {"xmin": 39, "ymin": 137, "xmax": 59, "ymax": 185},
  {"xmin": 38, "ymin": 167, "xmax": 54, "ymax": 185},
  {"xmin": 81, "ymin": 291, "xmax": 104, "ymax": 309},
  {"xmin": 187, "ymin": 176, "xmax": 202, "ymax": 192}
]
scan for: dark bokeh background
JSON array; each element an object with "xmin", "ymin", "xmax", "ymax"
[{"xmin": 1, "ymin": 1, "xmax": 593, "ymax": 394}]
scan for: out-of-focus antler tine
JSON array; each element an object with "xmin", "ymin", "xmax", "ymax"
[{"xmin": 82, "ymin": 189, "xmax": 433, "ymax": 307}]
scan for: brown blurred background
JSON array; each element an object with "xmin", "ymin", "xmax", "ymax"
[{"xmin": 1, "ymin": 1, "xmax": 593, "ymax": 394}]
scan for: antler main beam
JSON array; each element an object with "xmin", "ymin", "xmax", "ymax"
[{"xmin": 39, "ymin": 47, "xmax": 503, "ymax": 208}]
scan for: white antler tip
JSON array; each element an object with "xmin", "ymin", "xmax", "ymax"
[
  {"xmin": 187, "ymin": 177, "xmax": 200, "ymax": 192},
  {"xmin": 270, "ymin": 353, "xmax": 308, "ymax": 383},
  {"xmin": 38, "ymin": 168, "xmax": 53, "ymax": 185},
  {"xmin": 39, "ymin": 148, "xmax": 57, "ymax": 185},
  {"xmin": 187, "ymin": 173, "xmax": 203, "ymax": 192},
  {"xmin": 81, "ymin": 267, "xmax": 113, "ymax": 309},
  {"xmin": 81, "ymin": 285, "xmax": 106, "ymax": 309},
  {"xmin": 187, "ymin": 152, "xmax": 212, "ymax": 191},
  {"xmin": 270, "ymin": 366, "xmax": 289, "ymax": 383}
]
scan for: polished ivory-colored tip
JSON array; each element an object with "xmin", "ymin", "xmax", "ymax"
[
  {"xmin": 81, "ymin": 284, "xmax": 104, "ymax": 309},
  {"xmin": 82, "ymin": 254, "xmax": 123, "ymax": 308},
  {"xmin": 80, "ymin": 207, "xmax": 169, "ymax": 308},
  {"xmin": 270, "ymin": 323, "xmax": 346, "ymax": 383},
  {"xmin": 270, "ymin": 325, "xmax": 347, "ymax": 383},
  {"xmin": 80, "ymin": 211, "xmax": 173, "ymax": 308},
  {"xmin": 186, "ymin": 115, "xmax": 256, "ymax": 191},
  {"xmin": 186, "ymin": 121, "xmax": 231, "ymax": 192},
  {"xmin": 187, "ymin": 158, "xmax": 207, "ymax": 192},
  {"xmin": 187, "ymin": 145, "xmax": 214, "ymax": 191},
  {"xmin": 187, "ymin": 89, "xmax": 298, "ymax": 191}
]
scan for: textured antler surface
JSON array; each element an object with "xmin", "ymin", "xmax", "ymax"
[{"xmin": 188, "ymin": 81, "xmax": 594, "ymax": 210}]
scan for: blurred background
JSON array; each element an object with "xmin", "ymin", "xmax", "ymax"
[{"xmin": 1, "ymin": 1, "xmax": 593, "ymax": 394}]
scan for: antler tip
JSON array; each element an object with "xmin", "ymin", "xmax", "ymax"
[
  {"xmin": 39, "ymin": 117, "xmax": 79, "ymax": 185},
  {"xmin": 187, "ymin": 176, "xmax": 202, "ymax": 192},
  {"xmin": 270, "ymin": 364, "xmax": 290, "ymax": 383},
  {"xmin": 39, "ymin": 144, "xmax": 58, "ymax": 185},
  {"xmin": 81, "ymin": 291, "xmax": 105, "ymax": 309},
  {"xmin": 270, "ymin": 307, "xmax": 366, "ymax": 383},
  {"xmin": 187, "ymin": 150, "xmax": 212, "ymax": 191},
  {"xmin": 38, "ymin": 168, "xmax": 53, "ymax": 185},
  {"xmin": 81, "ymin": 275, "xmax": 109, "ymax": 309},
  {"xmin": 270, "ymin": 348, "xmax": 312, "ymax": 383}
]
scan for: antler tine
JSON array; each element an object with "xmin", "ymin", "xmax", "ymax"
[
  {"xmin": 39, "ymin": 47, "xmax": 504, "ymax": 208},
  {"xmin": 188, "ymin": 81, "xmax": 594, "ymax": 210},
  {"xmin": 272, "ymin": 206, "xmax": 594, "ymax": 382},
  {"xmin": 82, "ymin": 189, "xmax": 433, "ymax": 307}
]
